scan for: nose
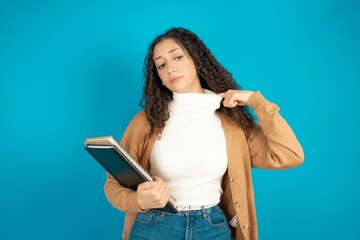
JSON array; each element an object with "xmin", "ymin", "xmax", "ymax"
[{"xmin": 167, "ymin": 62, "xmax": 176, "ymax": 74}]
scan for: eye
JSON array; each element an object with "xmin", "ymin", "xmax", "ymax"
[
  {"xmin": 157, "ymin": 63, "xmax": 165, "ymax": 70},
  {"xmin": 174, "ymin": 55, "xmax": 183, "ymax": 61}
]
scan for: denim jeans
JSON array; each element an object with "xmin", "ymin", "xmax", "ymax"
[{"xmin": 129, "ymin": 205, "xmax": 231, "ymax": 240}]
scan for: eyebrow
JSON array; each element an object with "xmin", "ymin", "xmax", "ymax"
[{"xmin": 154, "ymin": 48, "xmax": 181, "ymax": 62}]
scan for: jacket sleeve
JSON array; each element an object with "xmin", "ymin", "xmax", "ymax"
[
  {"xmin": 104, "ymin": 173, "xmax": 142, "ymax": 213},
  {"xmin": 246, "ymin": 91, "xmax": 304, "ymax": 169},
  {"xmin": 103, "ymin": 112, "xmax": 148, "ymax": 213}
]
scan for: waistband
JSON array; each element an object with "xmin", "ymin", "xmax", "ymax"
[
  {"xmin": 150, "ymin": 205, "xmax": 221, "ymax": 217},
  {"xmin": 175, "ymin": 204, "xmax": 218, "ymax": 212}
]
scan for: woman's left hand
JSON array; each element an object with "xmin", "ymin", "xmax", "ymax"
[{"xmin": 218, "ymin": 90, "xmax": 254, "ymax": 108}]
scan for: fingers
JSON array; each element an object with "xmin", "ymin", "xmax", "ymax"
[
  {"xmin": 218, "ymin": 90, "xmax": 253, "ymax": 108},
  {"xmin": 219, "ymin": 90, "xmax": 239, "ymax": 108},
  {"xmin": 152, "ymin": 180, "xmax": 170, "ymax": 208},
  {"xmin": 137, "ymin": 176, "xmax": 170, "ymax": 209},
  {"xmin": 137, "ymin": 180, "xmax": 157, "ymax": 191},
  {"xmin": 137, "ymin": 176, "xmax": 166, "ymax": 191},
  {"xmin": 218, "ymin": 92, "xmax": 226, "ymax": 98},
  {"xmin": 153, "ymin": 177, "xmax": 170, "ymax": 205}
]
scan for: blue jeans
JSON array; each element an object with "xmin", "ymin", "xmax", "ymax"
[{"xmin": 129, "ymin": 205, "xmax": 231, "ymax": 240}]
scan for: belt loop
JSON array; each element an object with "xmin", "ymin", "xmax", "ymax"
[{"xmin": 201, "ymin": 206, "xmax": 207, "ymax": 218}]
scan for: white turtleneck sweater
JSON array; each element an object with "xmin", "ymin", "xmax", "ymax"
[{"xmin": 150, "ymin": 89, "xmax": 228, "ymax": 206}]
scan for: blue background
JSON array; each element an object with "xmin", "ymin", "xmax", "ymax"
[{"xmin": 1, "ymin": 0, "xmax": 359, "ymax": 239}]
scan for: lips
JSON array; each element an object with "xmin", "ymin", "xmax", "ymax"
[{"xmin": 170, "ymin": 76, "xmax": 183, "ymax": 83}]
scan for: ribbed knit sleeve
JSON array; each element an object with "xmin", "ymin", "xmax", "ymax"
[{"xmin": 246, "ymin": 91, "xmax": 304, "ymax": 169}]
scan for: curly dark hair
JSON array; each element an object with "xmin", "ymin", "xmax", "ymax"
[{"xmin": 140, "ymin": 27, "xmax": 255, "ymax": 137}]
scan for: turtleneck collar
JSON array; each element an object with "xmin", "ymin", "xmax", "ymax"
[{"xmin": 170, "ymin": 89, "xmax": 222, "ymax": 113}]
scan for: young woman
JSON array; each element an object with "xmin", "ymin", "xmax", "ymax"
[{"xmin": 104, "ymin": 27, "xmax": 304, "ymax": 240}]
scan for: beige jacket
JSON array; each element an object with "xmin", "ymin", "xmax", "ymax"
[{"xmin": 104, "ymin": 91, "xmax": 304, "ymax": 240}]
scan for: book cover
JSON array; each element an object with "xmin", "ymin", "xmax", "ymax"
[{"xmin": 84, "ymin": 136, "xmax": 177, "ymax": 213}]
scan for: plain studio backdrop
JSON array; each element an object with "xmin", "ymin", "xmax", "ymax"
[{"xmin": 0, "ymin": 0, "xmax": 359, "ymax": 239}]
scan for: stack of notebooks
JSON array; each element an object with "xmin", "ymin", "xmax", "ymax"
[{"xmin": 84, "ymin": 136, "xmax": 177, "ymax": 213}]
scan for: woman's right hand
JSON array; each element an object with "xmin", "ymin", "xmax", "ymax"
[{"xmin": 136, "ymin": 176, "xmax": 170, "ymax": 211}]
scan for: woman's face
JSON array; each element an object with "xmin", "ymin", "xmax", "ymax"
[{"xmin": 153, "ymin": 38, "xmax": 203, "ymax": 94}]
